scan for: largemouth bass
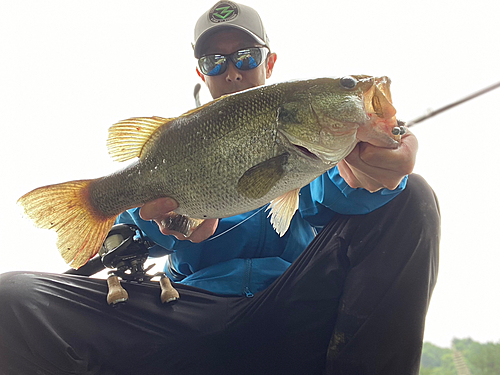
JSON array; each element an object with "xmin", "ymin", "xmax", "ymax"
[{"xmin": 19, "ymin": 75, "xmax": 401, "ymax": 269}]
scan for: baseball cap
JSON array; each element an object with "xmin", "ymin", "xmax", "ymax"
[{"xmin": 193, "ymin": 1, "xmax": 270, "ymax": 58}]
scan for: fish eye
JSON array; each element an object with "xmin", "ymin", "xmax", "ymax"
[{"xmin": 340, "ymin": 76, "xmax": 357, "ymax": 89}]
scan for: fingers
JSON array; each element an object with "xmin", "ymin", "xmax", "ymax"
[
  {"xmin": 336, "ymin": 159, "xmax": 362, "ymax": 189},
  {"xmin": 185, "ymin": 219, "xmax": 219, "ymax": 243},
  {"xmin": 344, "ymin": 146, "xmax": 406, "ymax": 190},
  {"xmin": 339, "ymin": 132, "xmax": 418, "ymax": 191},
  {"xmin": 349, "ymin": 131, "xmax": 417, "ymax": 173},
  {"xmin": 139, "ymin": 198, "xmax": 179, "ymax": 221},
  {"xmin": 158, "ymin": 218, "xmax": 219, "ymax": 243},
  {"xmin": 338, "ymin": 158, "xmax": 389, "ymax": 192},
  {"xmin": 139, "ymin": 197, "xmax": 218, "ymax": 243}
]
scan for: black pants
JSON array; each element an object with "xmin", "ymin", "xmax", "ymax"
[{"xmin": 0, "ymin": 174, "xmax": 440, "ymax": 375}]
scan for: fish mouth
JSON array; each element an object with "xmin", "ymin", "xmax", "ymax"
[
  {"xmin": 358, "ymin": 76, "xmax": 401, "ymax": 148},
  {"xmin": 362, "ymin": 77, "xmax": 396, "ymax": 120},
  {"xmin": 293, "ymin": 144, "xmax": 321, "ymax": 160},
  {"xmin": 282, "ymin": 130, "xmax": 356, "ymax": 165}
]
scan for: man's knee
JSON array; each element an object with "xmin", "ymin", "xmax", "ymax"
[
  {"xmin": 406, "ymin": 174, "xmax": 440, "ymax": 215},
  {"xmin": 395, "ymin": 174, "xmax": 441, "ymax": 234},
  {"xmin": 393, "ymin": 174, "xmax": 440, "ymax": 279},
  {"xmin": 0, "ymin": 271, "xmax": 35, "ymax": 304}
]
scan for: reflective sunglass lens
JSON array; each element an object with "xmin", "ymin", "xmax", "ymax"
[
  {"xmin": 233, "ymin": 48, "xmax": 262, "ymax": 70},
  {"xmin": 199, "ymin": 47, "xmax": 268, "ymax": 76},
  {"xmin": 199, "ymin": 55, "xmax": 227, "ymax": 76},
  {"xmin": 206, "ymin": 63, "xmax": 223, "ymax": 76}
]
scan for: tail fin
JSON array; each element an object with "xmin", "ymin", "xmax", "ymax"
[{"xmin": 18, "ymin": 180, "xmax": 117, "ymax": 269}]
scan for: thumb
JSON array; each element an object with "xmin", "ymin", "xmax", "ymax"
[{"xmin": 139, "ymin": 198, "xmax": 179, "ymax": 221}]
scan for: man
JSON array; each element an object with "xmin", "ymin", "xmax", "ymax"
[{"xmin": 0, "ymin": 2, "xmax": 440, "ymax": 374}]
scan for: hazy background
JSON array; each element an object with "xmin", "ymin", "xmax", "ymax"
[{"xmin": 1, "ymin": 0, "xmax": 499, "ymax": 348}]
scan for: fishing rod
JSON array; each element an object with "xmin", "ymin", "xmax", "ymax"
[
  {"xmin": 406, "ymin": 81, "xmax": 500, "ymax": 128},
  {"xmin": 194, "ymin": 83, "xmax": 202, "ymax": 108}
]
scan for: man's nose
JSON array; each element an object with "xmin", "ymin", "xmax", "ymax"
[{"xmin": 225, "ymin": 62, "xmax": 242, "ymax": 82}]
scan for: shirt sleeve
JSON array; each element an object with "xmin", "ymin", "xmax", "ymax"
[{"xmin": 299, "ymin": 166, "xmax": 407, "ymax": 228}]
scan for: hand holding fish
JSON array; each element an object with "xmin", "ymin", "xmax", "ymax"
[
  {"xmin": 139, "ymin": 198, "xmax": 219, "ymax": 242},
  {"xmin": 337, "ymin": 130, "xmax": 418, "ymax": 192}
]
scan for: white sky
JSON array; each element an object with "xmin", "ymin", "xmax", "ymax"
[{"xmin": 1, "ymin": 0, "xmax": 499, "ymax": 349}]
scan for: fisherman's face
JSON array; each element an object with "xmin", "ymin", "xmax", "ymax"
[{"xmin": 198, "ymin": 29, "xmax": 277, "ymax": 99}]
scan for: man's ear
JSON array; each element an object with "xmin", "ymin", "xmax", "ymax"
[
  {"xmin": 196, "ymin": 67, "xmax": 206, "ymax": 82},
  {"xmin": 266, "ymin": 53, "xmax": 277, "ymax": 79}
]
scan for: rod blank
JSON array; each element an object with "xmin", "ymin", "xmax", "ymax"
[{"xmin": 406, "ymin": 81, "xmax": 500, "ymax": 127}]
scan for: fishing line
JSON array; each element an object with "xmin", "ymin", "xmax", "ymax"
[
  {"xmin": 172, "ymin": 206, "xmax": 266, "ymax": 246},
  {"xmin": 203, "ymin": 205, "xmax": 266, "ymax": 242}
]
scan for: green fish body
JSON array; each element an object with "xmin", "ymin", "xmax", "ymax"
[{"xmin": 19, "ymin": 75, "xmax": 400, "ymax": 268}]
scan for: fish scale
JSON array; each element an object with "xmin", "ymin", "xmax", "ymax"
[
  {"xmin": 146, "ymin": 86, "xmax": 283, "ymax": 218},
  {"xmin": 18, "ymin": 76, "xmax": 401, "ymax": 268}
]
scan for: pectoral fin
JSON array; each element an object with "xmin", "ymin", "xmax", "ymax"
[
  {"xmin": 237, "ymin": 154, "xmax": 289, "ymax": 199},
  {"xmin": 266, "ymin": 188, "xmax": 300, "ymax": 236}
]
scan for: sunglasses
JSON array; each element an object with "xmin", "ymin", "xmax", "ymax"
[{"xmin": 198, "ymin": 47, "xmax": 269, "ymax": 76}]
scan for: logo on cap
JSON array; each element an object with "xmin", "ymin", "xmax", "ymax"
[{"xmin": 209, "ymin": 1, "xmax": 239, "ymax": 23}]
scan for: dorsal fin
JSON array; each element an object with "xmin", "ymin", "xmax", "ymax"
[
  {"xmin": 106, "ymin": 116, "xmax": 173, "ymax": 162},
  {"xmin": 106, "ymin": 95, "xmax": 228, "ymax": 162},
  {"xmin": 178, "ymin": 94, "xmax": 227, "ymax": 118}
]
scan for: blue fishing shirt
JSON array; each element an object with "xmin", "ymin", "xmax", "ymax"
[{"xmin": 116, "ymin": 166, "xmax": 407, "ymax": 296}]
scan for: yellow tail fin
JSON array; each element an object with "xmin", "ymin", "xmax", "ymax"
[{"xmin": 18, "ymin": 180, "xmax": 117, "ymax": 269}]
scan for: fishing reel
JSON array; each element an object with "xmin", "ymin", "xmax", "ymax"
[{"xmin": 99, "ymin": 224, "xmax": 179, "ymax": 306}]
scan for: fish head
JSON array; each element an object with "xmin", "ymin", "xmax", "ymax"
[{"xmin": 277, "ymin": 76, "xmax": 400, "ymax": 164}]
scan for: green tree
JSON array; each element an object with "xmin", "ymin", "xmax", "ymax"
[
  {"xmin": 420, "ymin": 342, "xmax": 457, "ymax": 375},
  {"xmin": 453, "ymin": 338, "xmax": 500, "ymax": 375},
  {"xmin": 420, "ymin": 339, "xmax": 500, "ymax": 375},
  {"xmin": 421, "ymin": 342, "xmax": 452, "ymax": 368}
]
